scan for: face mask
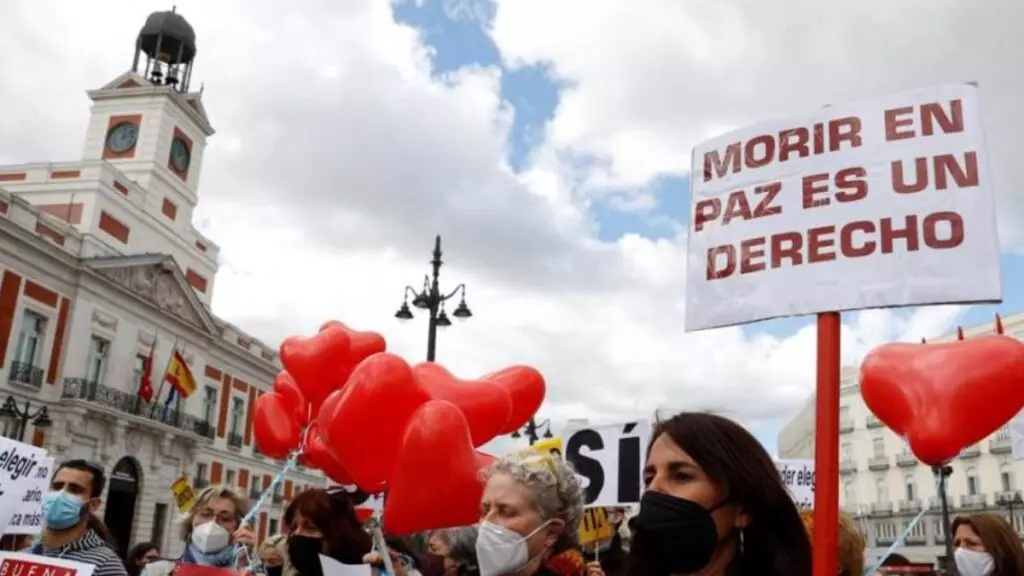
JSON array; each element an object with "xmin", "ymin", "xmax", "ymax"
[
  {"xmin": 191, "ymin": 521, "xmax": 231, "ymax": 554},
  {"xmin": 955, "ymin": 548, "xmax": 994, "ymax": 576},
  {"xmin": 42, "ymin": 491, "xmax": 86, "ymax": 530},
  {"xmin": 475, "ymin": 520, "xmax": 550, "ymax": 576},
  {"xmin": 288, "ymin": 536, "xmax": 324, "ymax": 576},
  {"xmin": 630, "ymin": 490, "xmax": 727, "ymax": 575}
]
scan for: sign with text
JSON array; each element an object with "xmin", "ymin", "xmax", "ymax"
[
  {"xmin": 776, "ymin": 459, "xmax": 814, "ymax": 509},
  {"xmin": 686, "ymin": 83, "xmax": 1000, "ymax": 330},
  {"xmin": 0, "ymin": 552, "xmax": 96, "ymax": 576},
  {"xmin": 171, "ymin": 476, "xmax": 196, "ymax": 513},
  {"xmin": 564, "ymin": 421, "xmax": 651, "ymax": 507},
  {"xmin": 577, "ymin": 507, "xmax": 614, "ymax": 548},
  {"xmin": 0, "ymin": 439, "xmax": 53, "ymax": 534},
  {"xmin": 5, "ymin": 455, "xmax": 53, "ymax": 535},
  {"xmin": 174, "ymin": 564, "xmax": 246, "ymax": 576}
]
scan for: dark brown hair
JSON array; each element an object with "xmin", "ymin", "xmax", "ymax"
[
  {"xmin": 952, "ymin": 513, "xmax": 1024, "ymax": 574},
  {"xmin": 284, "ymin": 488, "xmax": 371, "ymax": 564},
  {"xmin": 629, "ymin": 412, "xmax": 812, "ymax": 576}
]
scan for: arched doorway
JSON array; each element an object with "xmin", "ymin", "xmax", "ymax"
[{"xmin": 104, "ymin": 457, "xmax": 141, "ymax": 559}]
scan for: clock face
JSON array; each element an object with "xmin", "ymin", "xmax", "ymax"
[
  {"xmin": 105, "ymin": 122, "xmax": 139, "ymax": 154},
  {"xmin": 170, "ymin": 138, "xmax": 191, "ymax": 173}
]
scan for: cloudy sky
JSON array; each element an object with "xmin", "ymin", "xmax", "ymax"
[{"xmin": 2, "ymin": 0, "xmax": 1022, "ymax": 455}]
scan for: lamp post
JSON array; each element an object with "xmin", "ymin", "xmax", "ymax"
[
  {"xmin": 933, "ymin": 465, "xmax": 955, "ymax": 575},
  {"xmin": 511, "ymin": 418, "xmax": 553, "ymax": 446},
  {"xmin": 0, "ymin": 396, "xmax": 52, "ymax": 443},
  {"xmin": 998, "ymin": 491, "xmax": 1024, "ymax": 531},
  {"xmin": 395, "ymin": 235, "xmax": 472, "ymax": 362}
]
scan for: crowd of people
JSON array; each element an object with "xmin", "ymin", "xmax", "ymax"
[{"xmin": 12, "ymin": 411, "xmax": 1024, "ymax": 576}]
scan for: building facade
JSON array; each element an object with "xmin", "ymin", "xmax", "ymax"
[
  {"xmin": 0, "ymin": 9, "xmax": 325, "ymax": 559},
  {"xmin": 778, "ymin": 312, "xmax": 1024, "ymax": 564}
]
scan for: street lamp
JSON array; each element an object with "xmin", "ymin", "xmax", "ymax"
[
  {"xmin": 0, "ymin": 396, "xmax": 52, "ymax": 443},
  {"xmin": 511, "ymin": 418, "xmax": 553, "ymax": 446},
  {"xmin": 998, "ymin": 491, "xmax": 1024, "ymax": 529},
  {"xmin": 394, "ymin": 235, "xmax": 472, "ymax": 362}
]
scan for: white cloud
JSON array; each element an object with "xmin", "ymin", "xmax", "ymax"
[{"xmin": 0, "ymin": 0, "xmax": 973, "ymax": 455}]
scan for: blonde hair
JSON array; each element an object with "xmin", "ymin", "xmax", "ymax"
[
  {"xmin": 482, "ymin": 454, "xmax": 584, "ymax": 550},
  {"xmin": 178, "ymin": 485, "xmax": 252, "ymax": 542},
  {"xmin": 799, "ymin": 509, "xmax": 865, "ymax": 576}
]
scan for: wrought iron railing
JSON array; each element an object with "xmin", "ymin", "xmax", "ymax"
[
  {"xmin": 9, "ymin": 361, "xmax": 43, "ymax": 388},
  {"xmin": 61, "ymin": 378, "xmax": 215, "ymax": 440},
  {"xmin": 194, "ymin": 478, "xmax": 210, "ymax": 489},
  {"xmin": 227, "ymin": 432, "xmax": 243, "ymax": 449}
]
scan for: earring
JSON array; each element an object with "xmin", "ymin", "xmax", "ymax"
[{"xmin": 739, "ymin": 527, "xmax": 745, "ymax": 556}]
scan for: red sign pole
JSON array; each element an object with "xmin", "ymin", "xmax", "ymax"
[{"xmin": 812, "ymin": 312, "xmax": 841, "ymax": 576}]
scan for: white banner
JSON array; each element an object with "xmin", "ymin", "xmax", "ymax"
[
  {"xmin": 776, "ymin": 459, "xmax": 814, "ymax": 509},
  {"xmin": 0, "ymin": 551, "xmax": 95, "ymax": 576},
  {"xmin": 5, "ymin": 455, "xmax": 54, "ymax": 534},
  {"xmin": 564, "ymin": 420, "xmax": 651, "ymax": 507},
  {"xmin": 0, "ymin": 439, "xmax": 53, "ymax": 534},
  {"xmin": 686, "ymin": 83, "xmax": 1000, "ymax": 331}
]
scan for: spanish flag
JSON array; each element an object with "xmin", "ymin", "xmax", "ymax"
[{"xmin": 165, "ymin": 350, "xmax": 197, "ymax": 399}]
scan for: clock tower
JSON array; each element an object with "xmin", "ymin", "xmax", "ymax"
[{"xmin": 81, "ymin": 7, "xmax": 213, "ymax": 223}]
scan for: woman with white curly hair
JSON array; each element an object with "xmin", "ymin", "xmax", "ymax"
[{"xmin": 476, "ymin": 454, "xmax": 603, "ymax": 576}]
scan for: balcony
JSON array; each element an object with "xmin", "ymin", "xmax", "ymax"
[
  {"xmin": 9, "ymin": 361, "xmax": 43, "ymax": 389},
  {"xmin": 990, "ymin": 427, "xmax": 1012, "ymax": 454},
  {"xmin": 273, "ymin": 493, "xmax": 283, "ymax": 504},
  {"xmin": 960, "ymin": 493, "xmax": 987, "ymax": 509},
  {"xmin": 898, "ymin": 499, "xmax": 922, "ymax": 513},
  {"xmin": 868, "ymin": 456, "xmax": 890, "ymax": 471},
  {"xmin": 896, "ymin": 452, "xmax": 918, "ymax": 468},
  {"xmin": 905, "ymin": 529, "xmax": 928, "ymax": 545},
  {"xmin": 994, "ymin": 490, "xmax": 1023, "ymax": 508},
  {"xmin": 62, "ymin": 378, "xmax": 215, "ymax": 440},
  {"xmin": 194, "ymin": 478, "xmax": 210, "ymax": 490},
  {"xmin": 249, "ymin": 489, "xmax": 262, "ymax": 500},
  {"xmin": 227, "ymin": 432, "xmax": 243, "ymax": 450},
  {"xmin": 959, "ymin": 444, "xmax": 981, "ymax": 459},
  {"xmin": 866, "ymin": 415, "xmax": 884, "ymax": 429},
  {"xmin": 840, "ymin": 459, "xmax": 858, "ymax": 475},
  {"xmin": 870, "ymin": 501, "xmax": 893, "ymax": 516},
  {"xmin": 839, "ymin": 418, "xmax": 855, "ymax": 433}
]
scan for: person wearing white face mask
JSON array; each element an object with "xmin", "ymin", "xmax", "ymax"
[
  {"xmin": 143, "ymin": 486, "xmax": 256, "ymax": 576},
  {"xmin": 476, "ymin": 454, "xmax": 603, "ymax": 576},
  {"xmin": 951, "ymin": 514, "xmax": 1024, "ymax": 576}
]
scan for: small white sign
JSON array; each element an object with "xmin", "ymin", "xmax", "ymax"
[
  {"xmin": 563, "ymin": 421, "xmax": 651, "ymax": 507},
  {"xmin": 320, "ymin": 554, "xmax": 372, "ymax": 576},
  {"xmin": 775, "ymin": 459, "xmax": 814, "ymax": 509},
  {"xmin": 0, "ymin": 551, "xmax": 96, "ymax": 576},
  {"xmin": 0, "ymin": 439, "xmax": 53, "ymax": 534},
  {"xmin": 686, "ymin": 83, "xmax": 1000, "ymax": 331},
  {"xmin": 5, "ymin": 455, "xmax": 54, "ymax": 535}
]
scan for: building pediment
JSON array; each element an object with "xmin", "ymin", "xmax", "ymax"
[{"xmin": 84, "ymin": 254, "xmax": 217, "ymax": 334}]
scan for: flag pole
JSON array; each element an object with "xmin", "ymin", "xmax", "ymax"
[
  {"xmin": 149, "ymin": 337, "xmax": 179, "ymax": 418},
  {"xmin": 138, "ymin": 329, "xmax": 159, "ymax": 396}
]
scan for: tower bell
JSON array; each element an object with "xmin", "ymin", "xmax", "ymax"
[{"xmin": 132, "ymin": 6, "xmax": 197, "ymax": 93}]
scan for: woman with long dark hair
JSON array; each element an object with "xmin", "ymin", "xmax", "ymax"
[
  {"xmin": 265, "ymin": 488, "xmax": 372, "ymax": 576},
  {"xmin": 629, "ymin": 412, "xmax": 812, "ymax": 576},
  {"xmin": 952, "ymin": 513, "xmax": 1024, "ymax": 575},
  {"xmin": 124, "ymin": 542, "xmax": 160, "ymax": 576}
]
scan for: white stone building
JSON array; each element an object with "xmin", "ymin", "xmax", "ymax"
[
  {"xmin": 0, "ymin": 9, "xmax": 325, "ymax": 559},
  {"xmin": 778, "ymin": 312, "xmax": 1024, "ymax": 564}
]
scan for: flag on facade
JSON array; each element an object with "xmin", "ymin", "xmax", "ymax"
[
  {"xmin": 137, "ymin": 340, "xmax": 156, "ymax": 402},
  {"xmin": 165, "ymin": 349, "xmax": 197, "ymax": 399}
]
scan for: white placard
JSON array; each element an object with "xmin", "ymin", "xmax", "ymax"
[
  {"xmin": 776, "ymin": 459, "xmax": 814, "ymax": 509},
  {"xmin": 0, "ymin": 551, "xmax": 96, "ymax": 576},
  {"xmin": 0, "ymin": 439, "xmax": 53, "ymax": 534},
  {"xmin": 5, "ymin": 455, "xmax": 54, "ymax": 534},
  {"xmin": 564, "ymin": 420, "xmax": 651, "ymax": 507},
  {"xmin": 686, "ymin": 83, "xmax": 1000, "ymax": 331},
  {"xmin": 320, "ymin": 554, "xmax": 371, "ymax": 576}
]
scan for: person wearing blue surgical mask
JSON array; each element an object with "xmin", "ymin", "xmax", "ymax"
[{"xmin": 28, "ymin": 459, "xmax": 127, "ymax": 576}]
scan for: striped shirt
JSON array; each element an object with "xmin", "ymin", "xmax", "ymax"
[{"xmin": 26, "ymin": 529, "xmax": 128, "ymax": 576}]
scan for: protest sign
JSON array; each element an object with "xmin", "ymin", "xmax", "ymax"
[
  {"xmin": 578, "ymin": 507, "xmax": 614, "ymax": 548},
  {"xmin": 320, "ymin": 554, "xmax": 372, "ymax": 576},
  {"xmin": 174, "ymin": 564, "xmax": 246, "ymax": 576},
  {"xmin": 686, "ymin": 83, "xmax": 1000, "ymax": 331},
  {"xmin": 5, "ymin": 455, "xmax": 53, "ymax": 535},
  {"xmin": 776, "ymin": 459, "xmax": 814, "ymax": 509},
  {"xmin": 564, "ymin": 421, "xmax": 651, "ymax": 507},
  {"xmin": 171, "ymin": 476, "xmax": 196, "ymax": 513},
  {"xmin": 517, "ymin": 436, "xmax": 563, "ymax": 460},
  {"xmin": 0, "ymin": 552, "xmax": 95, "ymax": 576},
  {"xmin": 0, "ymin": 438, "xmax": 53, "ymax": 534}
]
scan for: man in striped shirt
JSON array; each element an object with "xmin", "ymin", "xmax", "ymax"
[{"xmin": 26, "ymin": 459, "xmax": 128, "ymax": 576}]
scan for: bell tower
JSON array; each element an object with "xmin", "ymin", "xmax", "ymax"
[{"xmin": 133, "ymin": 7, "xmax": 198, "ymax": 93}]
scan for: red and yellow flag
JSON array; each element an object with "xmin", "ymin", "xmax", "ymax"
[{"xmin": 165, "ymin": 350, "xmax": 197, "ymax": 399}]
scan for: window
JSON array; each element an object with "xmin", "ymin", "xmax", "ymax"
[
  {"xmin": 843, "ymin": 481, "xmax": 855, "ymax": 504},
  {"xmin": 229, "ymin": 397, "xmax": 244, "ymax": 435},
  {"xmin": 132, "ymin": 353, "xmax": 148, "ymax": 390},
  {"xmin": 226, "ymin": 469, "xmax": 236, "ymax": 486},
  {"xmin": 840, "ymin": 405, "xmax": 850, "ymax": 418},
  {"xmin": 967, "ymin": 467, "xmax": 979, "ymax": 496},
  {"xmin": 85, "ymin": 335, "xmax": 111, "ymax": 383},
  {"xmin": 269, "ymin": 518, "xmax": 279, "ymax": 536},
  {"xmin": 151, "ymin": 503, "xmax": 168, "ymax": 550},
  {"xmin": 203, "ymin": 386, "xmax": 218, "ymax": 424},
  {"xmin": 873, "ymin": 437, "xmax": 886, "ymax": 457},
  {"xmin": 875, "ymin": 478, "xmax": 888, "ymax": 503},
  {"xmin": 905, "ymin": 476, "xmax": 916, "ymax": 501},
  {"xmin": 901, "ymin": 440, "xmax": 912, "ymax": 455},
  {"xmin": 195, "ymin": 463, "xmax": 207, "ymax": 482},
  {"xmin": 903, "ymin": 520, "xmax": 926, "ymax": 540},
  {"xmin": 250, "ymin": 475, "xmax": 259, "ymax": 495},
  {"xmin": 841, "ymin": 442, "xmax": 853, "ymax": 461},
  {"xmin": 1001, "ymin": 464, "xmax": 1014, "ymax": 492},
  {"xmin": 14, "ymin": 311, "xmax": 46, "ymax": 365},
  {"xmin": 874, "ymin": 522, "xmax": 897, "ymax": 541}
]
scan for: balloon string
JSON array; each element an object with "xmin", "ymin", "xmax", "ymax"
[{"xmin": 862, "ymin": 474, "xmax": 943, "ymax": 576}]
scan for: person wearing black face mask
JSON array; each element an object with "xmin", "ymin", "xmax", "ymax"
[
  {"xmin": 628, "ymin": 412, "xmax": 812, "ymax": 576},
  {"xmin": 266, "ymin": 488, "xmax": 372, "ymax": 576}
]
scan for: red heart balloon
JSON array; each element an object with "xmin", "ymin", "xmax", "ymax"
[
  {"xmin": 383, "ymin": 400, "xmax": 492, "ymax": 535},
  {"xmin": 415, "ymin": 363, "xmax": 513, "ymax": 446},
  {"xmin": 253, "ymin": 393, "xmax": 301, "ymax": 459},
  {"xmin": 301, "ymin": 422, "xmax": 355, "ymax": 485},
  {"xmin": 482, "ymin": 366, "xmax": 546, "ymax": 434},
  {"xmin": 321, "ymin": 353, "xmax": 431, "ymax": 493},
  {"xmin": 273, "ymin": 371, "xmax": 310, "ymax": 425},
  {"xmin": 860, "ymin": 334, "xmax": 1024, "ymax": 466},
  {"xmin": 280, "ymin": 326, "xmax": 352, "ymax": 412},
  {"xmin": 320, "ymin": 320, "xmax": 388, "ymax": 382}
]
